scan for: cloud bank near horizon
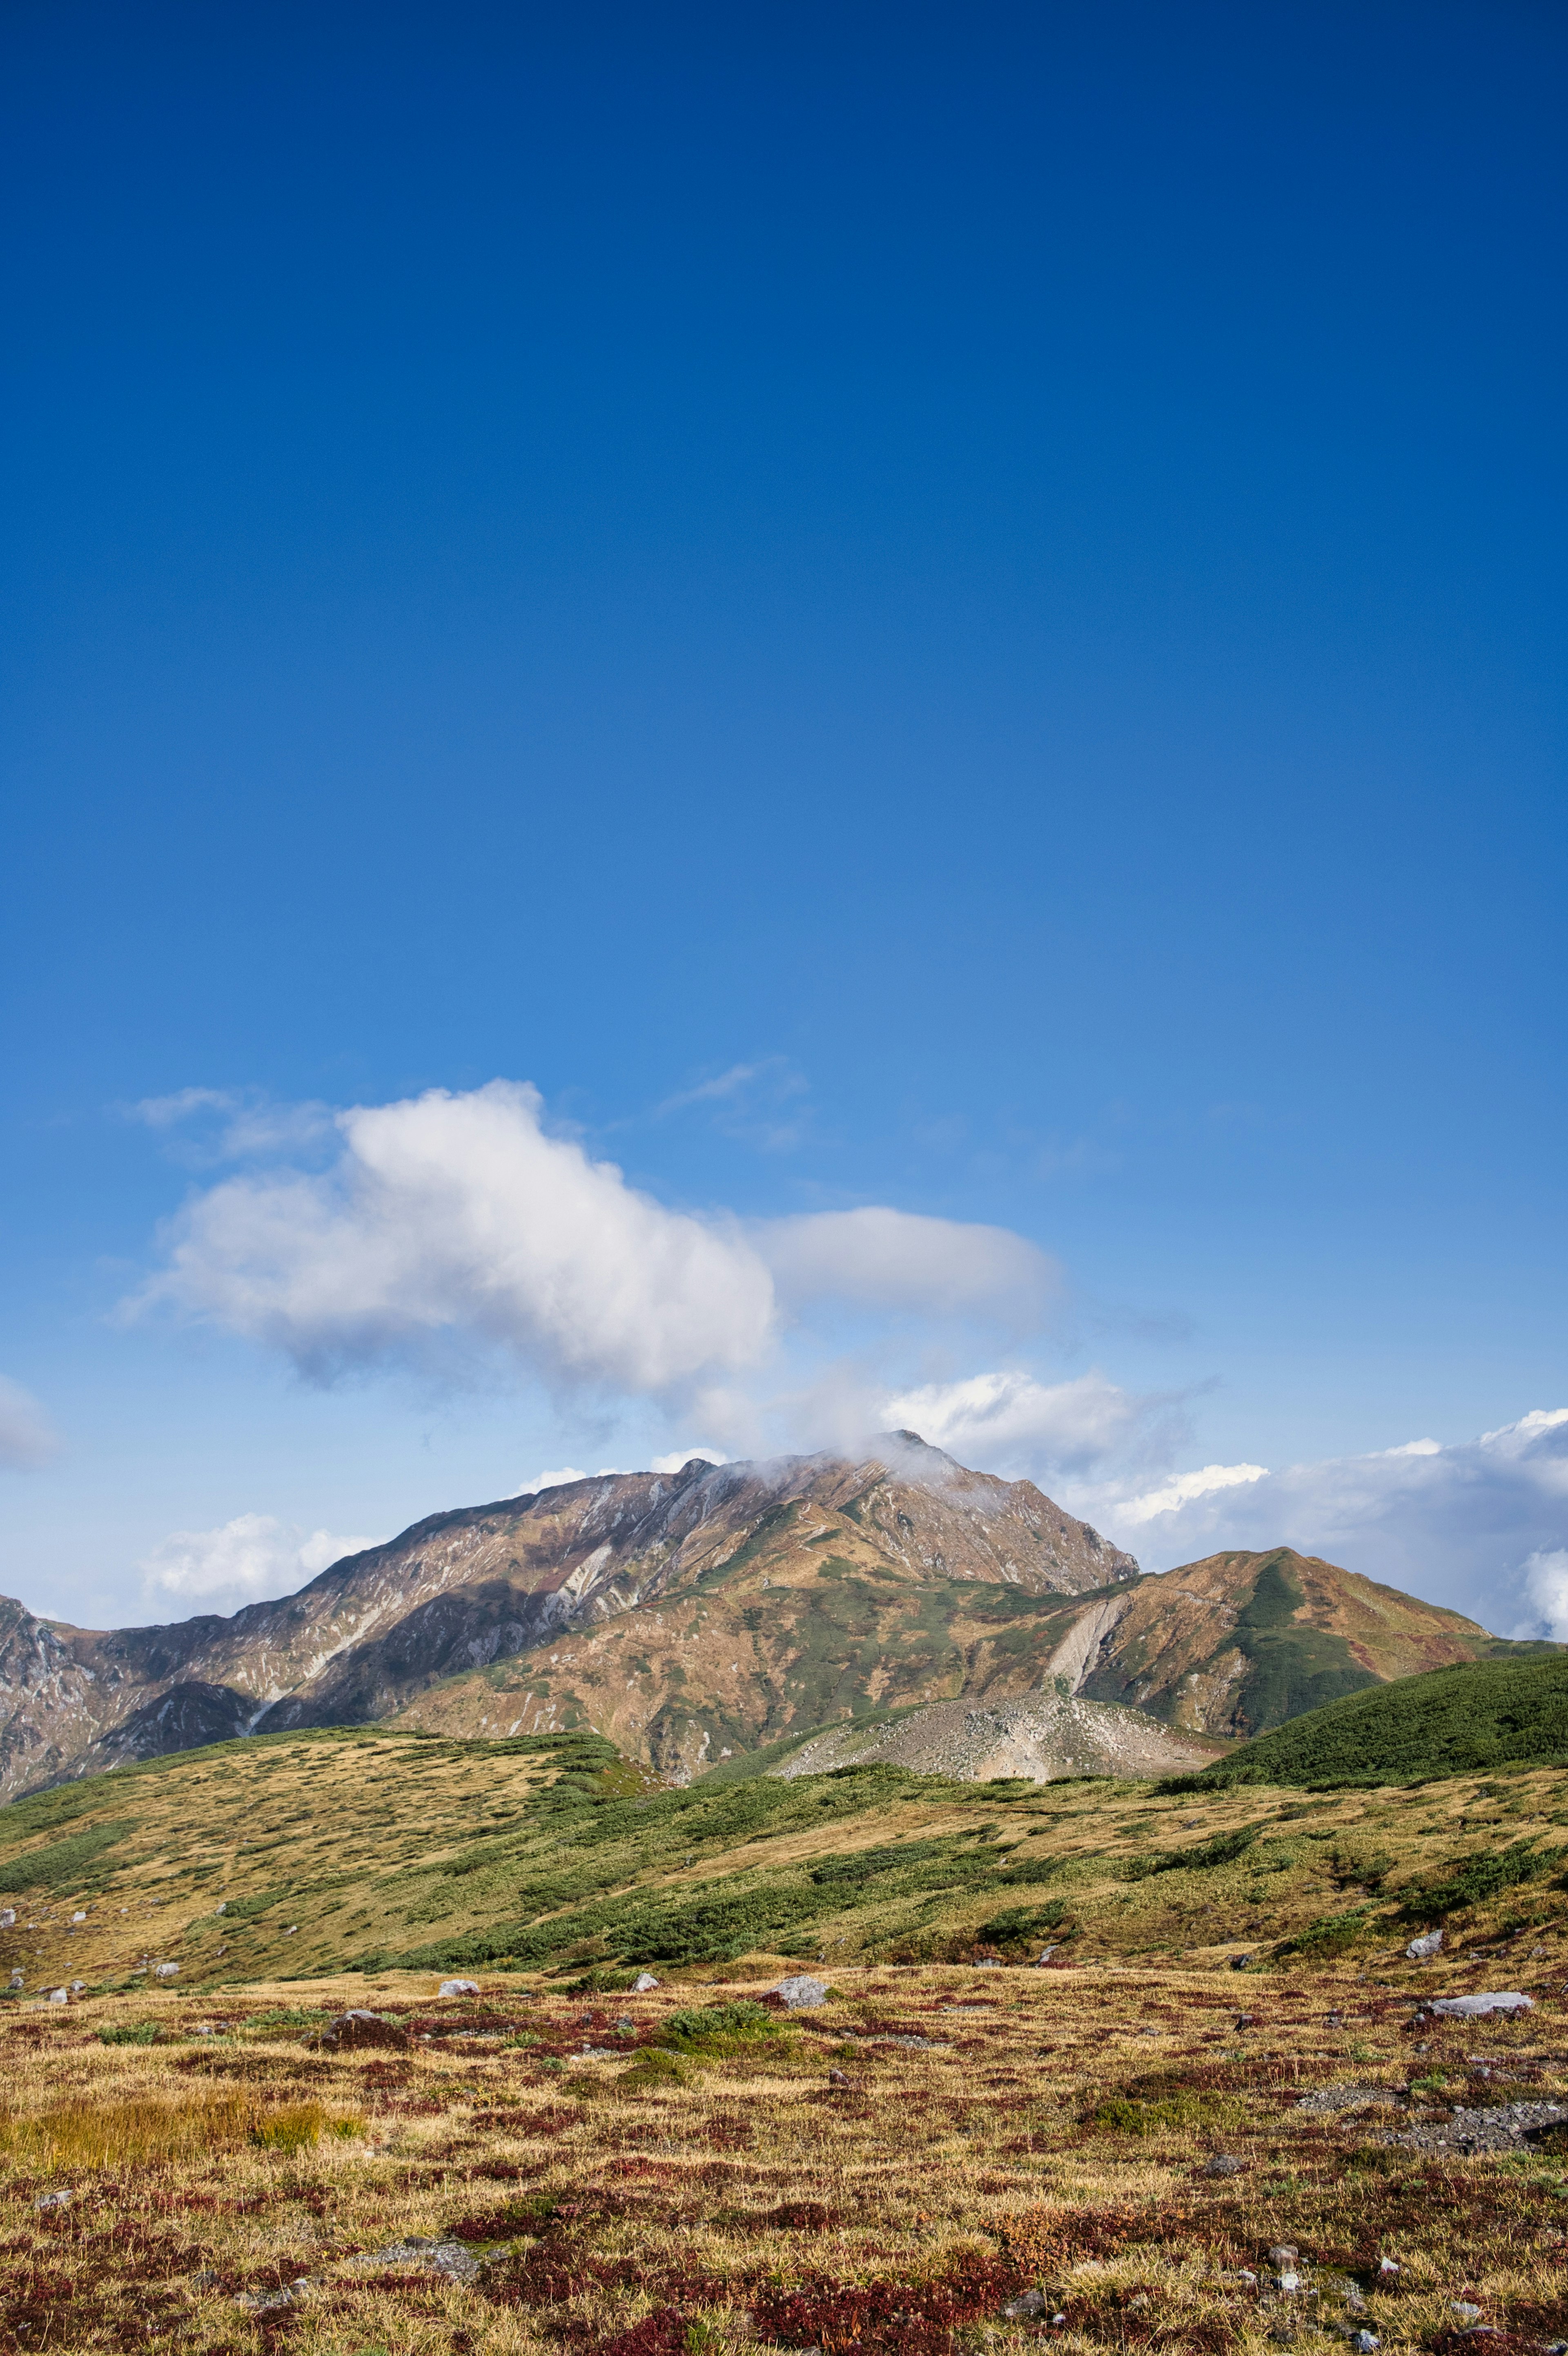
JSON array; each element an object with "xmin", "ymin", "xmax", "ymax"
[{"xmin": 1084, "ymin": 1407, "xmax": 1568, "ymax": 1641}]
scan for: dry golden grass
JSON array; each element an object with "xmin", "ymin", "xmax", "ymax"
[
  {"xmin": 0, "ymin": 2091, "xmax": 354, "ymax": 2171},
  {"xmin": 8, "ymin": 1727, "xmax": 1568, "ymax": 1996},
  {"xmin": 2, "ymin": 1949, "xmax": 1568, "ymax": 2356}
]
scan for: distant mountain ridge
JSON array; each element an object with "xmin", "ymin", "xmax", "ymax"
[
  {"xmin": 0, "ymin": 1437, "xmax": 1136, "ymax": 1795},
  {"xmin": 0, "ymin": 1450, "xmax": 1548, "ymax": 1799}
]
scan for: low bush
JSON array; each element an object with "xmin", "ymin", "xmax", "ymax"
[
  {"xmin": 95, "ymin": 2020, "xmax": 163, "ymax": 2046},
  {"xmin": 662, "ymin": 1999, "xmax": 781, "ymax": 2052},
  {"xmin": 1274, "ymin": 1905, "xmax": 1381, "ymax": 1959},
  {"xmin": 1396, "ymin": 1838, "xmax": 1564, "ymax": 1921}
]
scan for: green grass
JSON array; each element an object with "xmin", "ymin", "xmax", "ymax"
[{"xmin": 1174, "ymin": 1652, "xmax": 1568, "ymax": 1789}]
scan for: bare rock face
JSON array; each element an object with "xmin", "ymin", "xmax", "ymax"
[
  {"xmin": 0, "ymin": 1437, "xmax": 1137, "ymax": 1795},
  {"xmin": 762, "ymin": 1690, "xmax": 1223, "ymax": 1784}
]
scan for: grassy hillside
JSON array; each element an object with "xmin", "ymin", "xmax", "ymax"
[
  {"xmin": 1183, "ymin": 1652, "xmax": 1568, "ymax": 1790},
  {"xmin": 8, "ymin": 1721, "xmax": 1568, "ymax": 1994}
]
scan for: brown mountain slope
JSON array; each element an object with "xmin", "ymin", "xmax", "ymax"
[
  {"xmin": 395, "ymin": 1539, "xmax": 1552, "ymax": 1774},
  {"xmin": 0, "ymin": 1437, "xmax": 1136, "ymax": 1795},
  {"xmin": 1067, "ymin": 1546, "xmax": 1553, "ymax": 1739}
]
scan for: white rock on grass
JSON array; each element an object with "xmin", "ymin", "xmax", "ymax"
[
  {"xmin": 773, "ymin": 1974, "xmax": 829, "ymax": 2009},
  {"xmin": 633, "ymin": 1973, "xmax": 660, "ymax": 1992},
  {"xmin": 437, "ymin": 1978, "xmax": 480, "ymax": 1998},
  {"xmin": 1431, "ymin": 1992, "xmax": 1532, "ymax": 2018},
  {"xmin": 155, "ymin": 1963, "xmax": 179, "ymax": 1979},
  {"xmin": 1405, "ymin": 1930, "xmax": 1443, "ymax": 1961},
  {"xmin": 46, "ymin": 1988, "xmax": 68, "ymax": 2005}
]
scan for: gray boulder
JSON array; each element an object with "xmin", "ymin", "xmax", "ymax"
[
  {"xmin": 1430, "ymin": 1991, "xmax": 1531, "ymax": 2018},
  {"xmin": 1405, "ymin": 1930, "xmax": 1443, "ymax": 1961},
  {"xmin": 772, "ymin": 1974, "xmax": 829, "ymax": 2009}
]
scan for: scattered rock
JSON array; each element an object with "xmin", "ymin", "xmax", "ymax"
[
  {"xmin": 1451, "ymin": 2303, "xmax": 1483, "ymax": 2326},
  {"xmin": 1406, "ymin": 1931, "xmax": 1443, "ymax": 1961},
  {"xmin": 45, "ymin": 1987, "xmax": 68, "ymax": 2005},
  {"xmin": 438, "ymin": 1978, "xmax": 480, "ymax": 1998},
  {"xmin": 0, "ymin": 1910, "xmax": 13, "ymax": 1928},
  {"xmin": 771, "ymin": 1975, "xmax": 828, "ymax": 2010},
  {"xmin": 1350, "ymin": 2333, "xmax": 1381, "ymax": 2352},
  {"xmin": 1392, "ymin": 2098, "xmax": 1568, "ymax": 2153},
  {"xmin": 348, "ymin": 2237, "xmax": 480, "ymax": 2284},
  {"xmin": 616, "ymin": 2016, "xmax": 635, "ymax": 2031},
  {"xmin": 34, "ymin": 2189, "xmax": 72, "ymax": 2211},
  {"xmin": 69, "ymin": 1981, "xmax": 84, "ymax": 1993},
  {"xmin": 155, "ymin": 1963, "xmax": 179, "ymax": 1980},
  {"xmin": 8, "ymin": 1971, "xmax": 22, "ymax": 1989},
  {"xmin": 1430, "ymin": 1993, "xmax": 1531, "ymax": 2018},
  {"xmin": 1296, "ymin": 2084, "xmax": 1403, "ymax": 2115},
  {"xmin": 1230, "ymin": 1954, "xmax": 1254, "ymax": 1971},
  {"xmin": 1378, "ymin": 2260, "xmax": 1400, "ymax": 2278},
  {"xmin": 633, "ymin": 1973, "xmax": 660, "ymax": 1992},
  {"xmin": 1202, "ymin": 2154, "xmax": 1247, "ymax": 2176},
  {"xmin": 827, "ymin": 2068, "xmax": 855, "ymax": 2087},
  {"xmin": 1004, "ymin": 2291, "xmax": 1048, "ymax": 2320},
  {"xmin": 70, "ymin": 1911, "xmax": 86, "ymax": 1924}
]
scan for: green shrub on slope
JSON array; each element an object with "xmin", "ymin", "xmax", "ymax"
[{"xmin": 1174, "ymin": 1654, "xmax": 1568, "ymax": 1790}]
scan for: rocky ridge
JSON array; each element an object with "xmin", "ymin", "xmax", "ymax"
[{"xmin": 0, "ymin": 1437, "xmax": 1135, "ymax": 1795}]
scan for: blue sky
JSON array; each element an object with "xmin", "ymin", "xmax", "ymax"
[{"xmin": 2, "ymin": 0, "xmax": 1565, "ymax": 1635}]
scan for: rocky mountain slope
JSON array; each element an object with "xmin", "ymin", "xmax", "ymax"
[
  {"xmin": 739, "ymin": 1690, "xmax": 1224, "ymax": 1784},
  {"xmin": 1066, "ymin": 1547, "xmax": 1553, "ymax": 1739},
  {"xmin": 0, "ymin": 1438, "xmax": 1136, "ymax": 1796},
  {"xmin": 4, "ymin": 1453, "xmax": 1547, "ymax": 1801},
  {"xmin": 394, "ymin": 1536, "xmax": 1541, "ymax": 1776}
]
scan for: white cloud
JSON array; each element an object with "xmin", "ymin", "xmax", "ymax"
[
  {"xmin": 764, "ymin": 1208, "xmax": 1056, "ymax": 1326},
  {"xmin": 138, "ymin": 1514, "xmax": 383, "ymax": 1613},
  {"xmin": 881, "ymin": 1368, "xmax": 1147, "ymax": 1475},
  {"xmin": 133, "ymin": 1087, "xmax": 241, "ymax": 1127},
  {"xmin": 0, "ymin": 1378, "xmax": 61, "ymax": 1471},
  {"xmin": 1089, "ymin": 1407, "xmax": 1568, "ymax": 1637},
  {"xmin": 515, "ymin": 1446, "xmax": 726, "ymax": 1495},
  {"xmin": 131, "ymin": 1080, "xmax": 777, "ymax": 1394},
  {"xmin": 1113, "ymin": 1461, "xmax": 1270, "ymax": 1525},
  {"xmin": 516, "ymin": 1467, "xmax": 597, "ymax": 1493},
  {"xmin": 128, "ymin": 1080, "xmax": 1058, "ymax": 1408},
  {"xmin": 1517, "ymin": 1549, "xmax": 1568, "ymax": 1642}
]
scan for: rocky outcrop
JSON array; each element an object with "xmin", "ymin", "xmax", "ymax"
[{"xmin": 760, "ymin": 1690, "xmax": 1222, "ymax": 1783}]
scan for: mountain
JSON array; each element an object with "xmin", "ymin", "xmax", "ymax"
[
  {"xmin": 1062, "ymin": 1546, "xmax": 1552, "ymax": 1739},
  {"xmin": 4, "ymin": 1454, "xmax": 1545, "ymax": 1803},
  {"xmin": 1184, "ymin": 1649, "xmax": 1568, "ymax": 1789},
  {"xmin": 0, "ymin": 1438, "xmax": 1136, "ymax": 1797},
  {"xmin": 393, "ymin": 1537, "xmax": 1543, "ymax": 1769}
]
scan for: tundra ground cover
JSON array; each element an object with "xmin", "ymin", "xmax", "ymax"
[
  {"xmin": 9, "ymin": 1731, "xmax": 1568, "ymax": 2348},
  {"xmin": 6, "ymin": 1955, "xmax": 1568, "ymax": 2356}
]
